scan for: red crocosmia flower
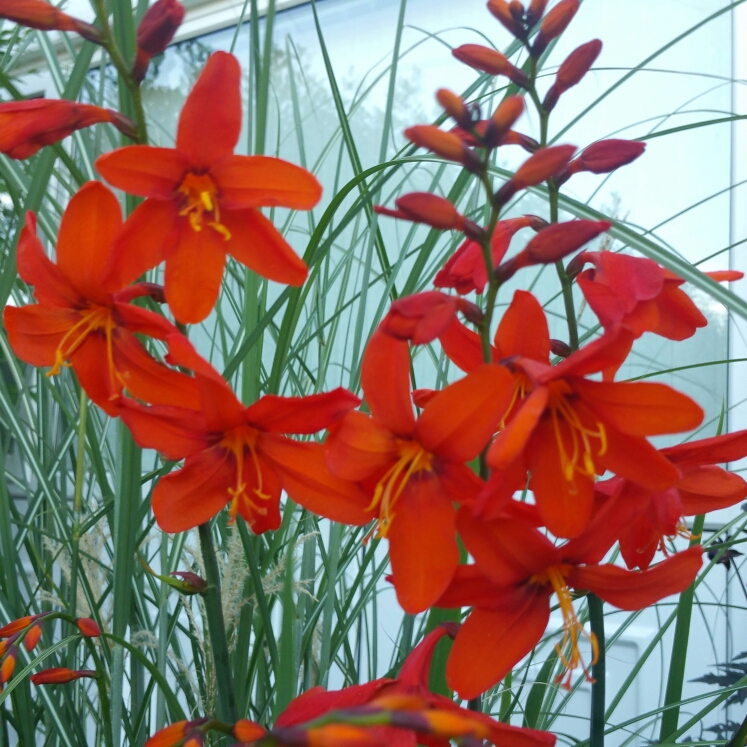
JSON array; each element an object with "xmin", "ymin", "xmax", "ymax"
[
  {"xmin": 381, "ymin": 291, "xmax": 482, "ymax": 345},
  {"xmin": 323, "ymin": 329, "xmax": 514, "ymax": 613},
  {"xmin": 30, "ymin": 668, "xmax": 97, "ymax": 685},
  {"xmin": 0, "ymin": 99, "xmax": 135, "ymax": 159},
  {"xmin": 0, "ymin": 0, "xmax": 103, "ymax": 42},
  {"xmin": 574, "ymin": 251, "xmax": 744, "ymax": 341},
  {"xmin": 599, "ymin": 429, "xmax": 747, "ymax": 570},
  {"xmin": 146, "ymin": 719, "xmax": 208, "ymax": 747},
  {"xmin": 276, "ymin": 626, "xmax": 554, "ymax": 747},
  {"xmin": 118, "ymin": 334, "xmax": 366, "ymax": 533},
  {"xmin": 434, "ymin": 216, "xmax": 542, "ymax": 295},
  {"xmin": 3, "ymin": 183, "xmax": 199, "ymax": 417},
  {"xmin": 439, "ymin": 497, "xmax": 703, "ymax": 698},
  {"xmin": 95, "ymin": 52, "xmax": 321, "ymax": 325},
  {"xmin": 485, "ymin": 326, "xmax": 704, "ymax": 538}
]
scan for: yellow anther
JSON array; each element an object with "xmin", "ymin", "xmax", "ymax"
[{"xmin": 177, "ymin": 172, "xmax": 231, "ymax": 241}]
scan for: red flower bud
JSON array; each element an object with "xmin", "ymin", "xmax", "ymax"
[
  {"xmin": 405, "ymin": 125, "xmax": 482, "ymax": 172},
  {"xmin": 452, "ymin": 44, "xmax": 529, "ymax": 87},
  {"xmin": 550, "ymin": 339, "xmax": 572, "ymax": 357},
  {"xmin": 233, "ymin": 720, "xmax": 267, "ymax": 743},
  {"xmin": 0, "ymin": 0, "xmax": 102, "ymax": 43},
  {"xmin": 524, "ymin": 219, "xmax": 610, "ymax": 263},
  {"xmin": 30, "ymin": 668, "xmax": 97, "ymax": 685},
  {"xmin": 132, "ymin": 0, "xmax": 185, "ymax": 83},
  {"xmin": 24, "ymin": 624, "xmax": 42, "ymax": 652},
  {"xmin": 495, "ymin": 144, "xmax": 576, "ymax": 203},
  {"xmin": 436, "ymin": 89, "xmax": 472, "ymax": 130},
  {"xmin": 543, "ymin": 39, "xmax": 602, "ymax": 111},
  {"xmin": 382, "ymin": 291, "xmax": 460, "ymax": 344},
  {"xmin": 375, "ymin": 193, "xmax": 485, "ymax": 239},
  {"xmin": 484, "ymin": 96, "xmax": 525, "ymax": 147},
  {"xmin": 526, "ymin": 0, "xmax": 549, "ymax": 25},
  {"xmin": 76, "ymin": 618, "xmax": 102, "ymax": 638},
  {"xmin": 576, "ymin": 139, "xmax": 646, "ymax": 173},
  {"xmin": 1, "ymin": 646, "xmax": 17, "ymax": 683},
  {"xmin": 0, "ymin": 100, "xmax": 137, "ymax": 159},
  {"xmin": 487, "ymin": 0, "xmax": 526, "ymax": 38},
  {"xmin": 0, "ymin": 614, "xmax": 46, "ymax": 638},
  {"xmin": 532, "ymin": 0, "xmax": 579, "ymax": 56},
  {"xmin": 509, "ymin": 1, "xmax": 525, "ymax": 22},
  {"xmin": 169, "ymin": 571, "xmax": 208, "ymax": 595}
]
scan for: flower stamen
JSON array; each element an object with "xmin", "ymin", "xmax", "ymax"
[
  {"xmin": 177, "ymin": 172, "xmax": 232, "ymax": 241},
  {"xmin": 221, "ymin": 429, "xmax": 270, "ymax": 525}
]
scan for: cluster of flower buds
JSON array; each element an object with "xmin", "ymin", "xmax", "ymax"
[
  {"xmin": 0, "ymin": 0, "xmax": 186, "ymax": 158},
  {"xmin": 0, "ymin": 613, "xmax": 100, "ymax": 692}
]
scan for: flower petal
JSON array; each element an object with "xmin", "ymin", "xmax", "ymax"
[
  {"xmin": 56, "ymin": 182, "xmax": 122, "ymax": 304},
  {"xmin": 105, "ymin": 199, "xmax": 179, "ymax": 291},
  {"xmin": 494, "ymin": 290, "xmax": 550, "ymax": 362},
  {"xmin": 152, "ymin": 447, "xmax": 233, "ymax": 532},
  {"xmin": 387, "ymin": 474, "xmax": 459, "ymax": 614},
  {"xmin": 245, "ymin": 388, "xmax": 360, "ymax": 433},
  {"xmin": 261, "ymin": 437, "xmax": 372, "ymax": 525},
  {"xmin": 677, "ymin": 466, "xmax": 747, "ymax": 513},
  {"xmin": 487, "ymin": 386, "xmax": 549, "ymax": 469},
  {"xmin": 164, "ymin": 221, "xmax": 227, "ymax": 324},
  {"xmin": 69, "ymin": 334, "xmax": 119, "ymax": 416},
  {"xmin": 118, "ymin": 398, "xmax": 210, "ymax": 459},
  {"xmin": 235, "ymin": 453, "xmax": 282, "ymax": 533},
  {"xmin": 324, "ymin": 410, "xmax": 398, "ymax": 481},
  {"xmin": 16, "ymin": 212, "xmax": 79, "ymax": 306},
  {"xmin": 361, "ymin": 329, "xmax": 415, "ymax": 437},
  {"xmin": 662, "ymin": 429, "xmax": 747, "ymax": 466},
  {"xmin": 572, "ymin": 379, "xmax": 704, "ymax": 436},
  {"xmin": 415, "ymin": 365, "xmax": 514, "ymax": 463},
  {"xmin": 95, "ymin": 146, "xmax": 187, "ymax": 198},
  {"xmin": 111, "ymin": 329, "xmax": 200, "ymax": 409},
  {"xmin": 445, "ymin": 594, "xmax": 550, "ymax": 700},
  {"xmin": 3, "ymin": 305, "xmax": 77, "ymax": 366},
  {"xmin": 211, "ymin": 155, "xmax": 321, "ymax": 210},
  {"xmin": 176, "ymin": 52, "xmax": 241, "ymax": 170},
  {"xmin": 438, "ymin": 320, "xmax": 487, "ymax": 373},
  {"xmin": 223, "ymin": 208, "xmax": 308, "ymax": 287},
  {"xmin": 568, "ymin": 546, "xmax": 703, "ymax": 610}
]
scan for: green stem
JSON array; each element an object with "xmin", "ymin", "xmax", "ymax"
[
  {"xmin": 198, "ymin": 522, "xmax": 238, "ymax": 722},
  {"xmin": 588, "ymin": 594, "xmax": 606, "ymax": 747},
  {"xmin": 85, "ymin": 638, "xmax": 113, "ymax": 747}
]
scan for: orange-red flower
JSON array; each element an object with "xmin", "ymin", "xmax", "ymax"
[
  {"xmin": 3, "ymin": 182, "xmax": 199, "ymax": 417},
  {"xmin": 96, "ymin": 51, "xmax": 321, "ymax": 324},
  {"xmin": 439, "ymin": 498, "xmax": 703, "ymax": 698},
  {"xmin": 438, "ymin": 290, "xmax": 704, "ymax": 537},
  {"xmin": 0, "ymin": 99, "xmax": 135, "ymax": 159},
  {"xmin": 118, "ymin": 334, "xmax": 366, "ymax": 533},
  {"xmin": 323, "ymin": 329, "xmax": 514, "ymax": 613},
  {"xmin": 598, "ymin": 429, "xmax": 747, "ymax": 570}
]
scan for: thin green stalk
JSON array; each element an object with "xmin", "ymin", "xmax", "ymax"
[
  {"xmin": 85, "ymin": 639, "xmax": 113, "ymax": 747},
  {"xmin": 198, "ymin": 522, "xmax": 238, "ymax": 723},
  {"xmin": 588, "ymin": 594, "xmax": 605, "ymax": 747},
  {"xmin": 658, "ymin": 513, "xmax": 706, "ymax": 742},
  {"xmin": 727, "ymin": 712, "xmax": 747, "ymax": 747}
]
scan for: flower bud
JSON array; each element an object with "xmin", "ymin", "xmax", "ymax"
[
  {"xmin": 483, "ymin": 96, "xmax": 525, "ymax": 147},
  {"xmin": 31, "ymin": 668, "xmax": 97, "ymax": 685},
  {"xmin": 376, "ymin": 192, "xmax": 461, "ymax": 230},
  {"xmin": 550, "ymin": 339, "xmax": 572, "ymax": 357},
  {"xmin": 24, "ymin": 624, "xmax": 42, "ymax": 652},
  {"xmin": 0, "ymin": 614, "xmax": 46, "ymax": 638},
  {"xmin": 405, "ymin": 125, "xmax": 482, "ymax": 172},
  {"xmin": 382, "ymin": 291, "xmax": 461, "ymax": 344},
  {"xmin": 233, "ymin": 720, "xmax": 267, "ymax": 743},
  {"xmin": 532, "ymin": 0, "xmax": 579, "ymax": 57},
  {"xmin": 452, "ymin": 44, "xmax": 529, "ymax": 88},
  {"xmin": 494, "ymin": 144, "xmax": 576, "ymax": 203},
  {"xmin": 169, "ymin": 571, "xmax": 208, "ymax": 595},
  {"xmin": 523, "ymin": 219, "xmax": 610, "ymax": 263},
  {"xmin": 543, "ymin": 39, "xmax": 602, "ymax": 111},
  {"xmin": 132, "ymin": 0, "xmax": 185, "ymax": 83},
  {"xmin": 509, "ymin": 1, "xmax": 525, "ymax": 22},
  {"xmin": 487, "ymin": 0, "xmax": 526, "ymax": 38},
  {"xmin": 436, "ymin": 89, "xmax": 472, "ymax": 130},
  {"xmin": 526, "ymin": 0, "xmax": 549, "ymax": 25},
  {"xmin": 1, "ymin": 646, "xmax": 17, "ymax": 683},
  {"xmin": 576, "ymin": 139, "xmax": 646, "ymax": 173},
  {"xmin": 76, "ymin": 618, "xmax": 102, "ymax": 638},
  {"xmin": 0, "ymin": 0, "xmax": 103, "ymax": 43},
  {"xmin": 498, "ymin": 130, "xmax": 540, "ymax": 152}
]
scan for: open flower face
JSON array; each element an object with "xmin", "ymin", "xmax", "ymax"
[
  {"xmin": 3, "ymin": 182, "xmax": 198, "ymax": 416},
  {"xmin": 96, "ymin": 51, "xmax": 322, "ymax": 324}
]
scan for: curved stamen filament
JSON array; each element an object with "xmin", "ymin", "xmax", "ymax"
[
  {"xmin": 548, "ymin": 388, "xmax": 606, "ymax": 486},
  {"xmin": 499, "ymin": 374, "xmax": 528, "ymax": 430},
  {"xmin": 222, "ymin": 430, "xmax": 270, "ymax": 525},
  {"xmin": 366, "ymin": 441, "xmax": 433, "ymax": 540},
  {"xmin": 657, "ymin": 519, "xmax": 699, "ymax": 556},
  {"xmin": 177, "ymin": 172, "xmax": 232, "ymax": 241},
  {"xmin": 532, "ymin": 565, "xmax": 598, "ymax": 690}
]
